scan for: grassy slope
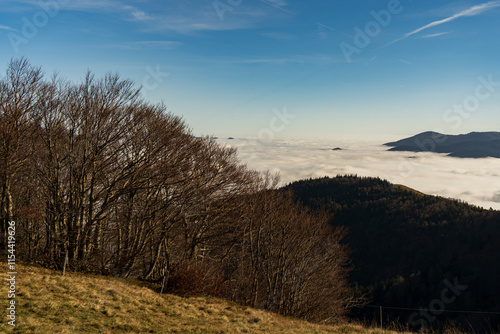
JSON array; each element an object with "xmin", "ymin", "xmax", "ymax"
[
  {"xmin": 0, "ymin": 263, "xmax": 411, "ymax": 334},
  {"xmin": 392, "ymin": 184, "xmax": 426, "ymax": 196}
]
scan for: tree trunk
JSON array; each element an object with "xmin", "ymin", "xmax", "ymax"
[{"xmin": 61, "ymin": 249, "xmax": 69, "ymax": 276}]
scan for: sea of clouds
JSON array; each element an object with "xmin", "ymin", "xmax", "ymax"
[{"xmin": 218, "ymin": 137, "xmax": 500, "ymax": 210}]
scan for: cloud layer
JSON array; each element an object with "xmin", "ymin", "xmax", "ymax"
[{"xmin": 218, "ymin": 137, "xmax": 500, "ymax": 210}]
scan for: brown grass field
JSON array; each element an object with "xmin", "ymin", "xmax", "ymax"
[{"xmin": 0, "ymin": 262, "xmax": 457, "ymax": 333}]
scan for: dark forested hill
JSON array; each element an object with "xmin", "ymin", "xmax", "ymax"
[
  {"xmin": 385, "ymin": 131, "xmax": 500, "ymax": 158},
  {"xmin": 285, "ymin": 176, "xmax": 500, "ymax": 331}
]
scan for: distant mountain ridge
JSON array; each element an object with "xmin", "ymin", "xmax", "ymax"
[{"xmin": 384, "ymin": 131, "xmax": 500, "ymax": 158}]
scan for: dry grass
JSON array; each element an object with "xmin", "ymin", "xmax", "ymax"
[
  {"xmin": 393, "ymin": 184, "xmax": 426, "ymax": 196},
  {"xmin": 0, "ymin": 262, "xmax": 412, "ymax": 333}
]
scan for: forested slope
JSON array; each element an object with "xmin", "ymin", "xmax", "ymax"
[{"xmin": 286, "ymin": 176, "xmax": 500, "ymax": 331}]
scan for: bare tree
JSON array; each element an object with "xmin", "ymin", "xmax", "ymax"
[
  {"xmin": 0, "ymin": 58, "xmax": 43, "ymax": 249},
  {"xmin": 227, "ymin": 176, "xmax": 353, "ymax": 322},
  {"xmin": 1, "ymin": 59, "xmax": 354, "ymax": 323}
]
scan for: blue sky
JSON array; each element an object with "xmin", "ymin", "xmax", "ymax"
[{"xmin": 1, "ymin": 0, "xmax": 500, "ymax": 139}]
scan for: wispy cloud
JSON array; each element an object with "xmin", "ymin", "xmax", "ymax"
[
  {"xmin": 398, "ymin": 59, "xmax": 413, "ymax": 65},
  {"xmin": 421, "ymin": 31, "xmax": 451, "ymax": 39},
  {"xmin": 109, "ymin": 41, "xmax": 182, "ymax": 50},
  {"xmin": 385, "ymin": 1, "xmax": 500, "ymax": 47},
  {"xmin": 261, "ymin": 31, "xmax": 294, "ymax": 40},
  {"xmin": 316, "ymin": 22, "xmax": 353, "ymax": 40},
  {"xmin": 74, "ymin": 0, "xmax": 291, "ymax": 33},
  {"xmin": 258, "ymin": 0, "xmax": 293, "ymax": 15},
  {"xmin": 226, "ymin": 55, "xmax": 340, "ymax": 65},
  {"xmin": 263, "ymin": 0, "xmax": 287, "ymax": 6},
  {"xmin": 0, "ymin": 24, "xmax": 17, "ymax": 31},
  {"xmin": 236, "ymin": 58, "xmax": 297, "ymax": 64},
  {"xmin": 182, "ymin": 54, "xmax": 341, "ymax": 67},
  {"xmin": 0, "ymin": 0, "xmax": 145, "ymax": 20},
  {"xmin": 0, "ymin": 0, "xmax": 293, "ymax": 34},
  {"xmin": 3, "ymin": 0, "xmax": 129, "ymax": 11},
  {"xmin": 150, "ymin": 9, "xmax": 291, "ymax": 33},
  {"xmin": 129, "ymin": 10, "xmax": 153, "ymax": 22}
]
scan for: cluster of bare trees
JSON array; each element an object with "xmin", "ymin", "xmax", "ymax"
[
  {"xmin": 226, "ymin": 185, "xmax": 353, "ymax": 322},
  {"xmin": 0, "ymin": 59, "xmax": 352, "ymax": 322}
]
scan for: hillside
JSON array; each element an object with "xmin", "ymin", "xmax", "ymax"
[
  {"xmin": 286, "ymin": 176, "xmax": 500, "ymax": 332},
  {"xmin": 384, "ymin": 131, "xmax": 500, "ymax": 158},
  {"xmin": 0, "ymin": 60, "xmax": 353, "ymax": 325},
  {"xmin": 0, "ymin": 263, "xmax": 410, "ymax": 334}
]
